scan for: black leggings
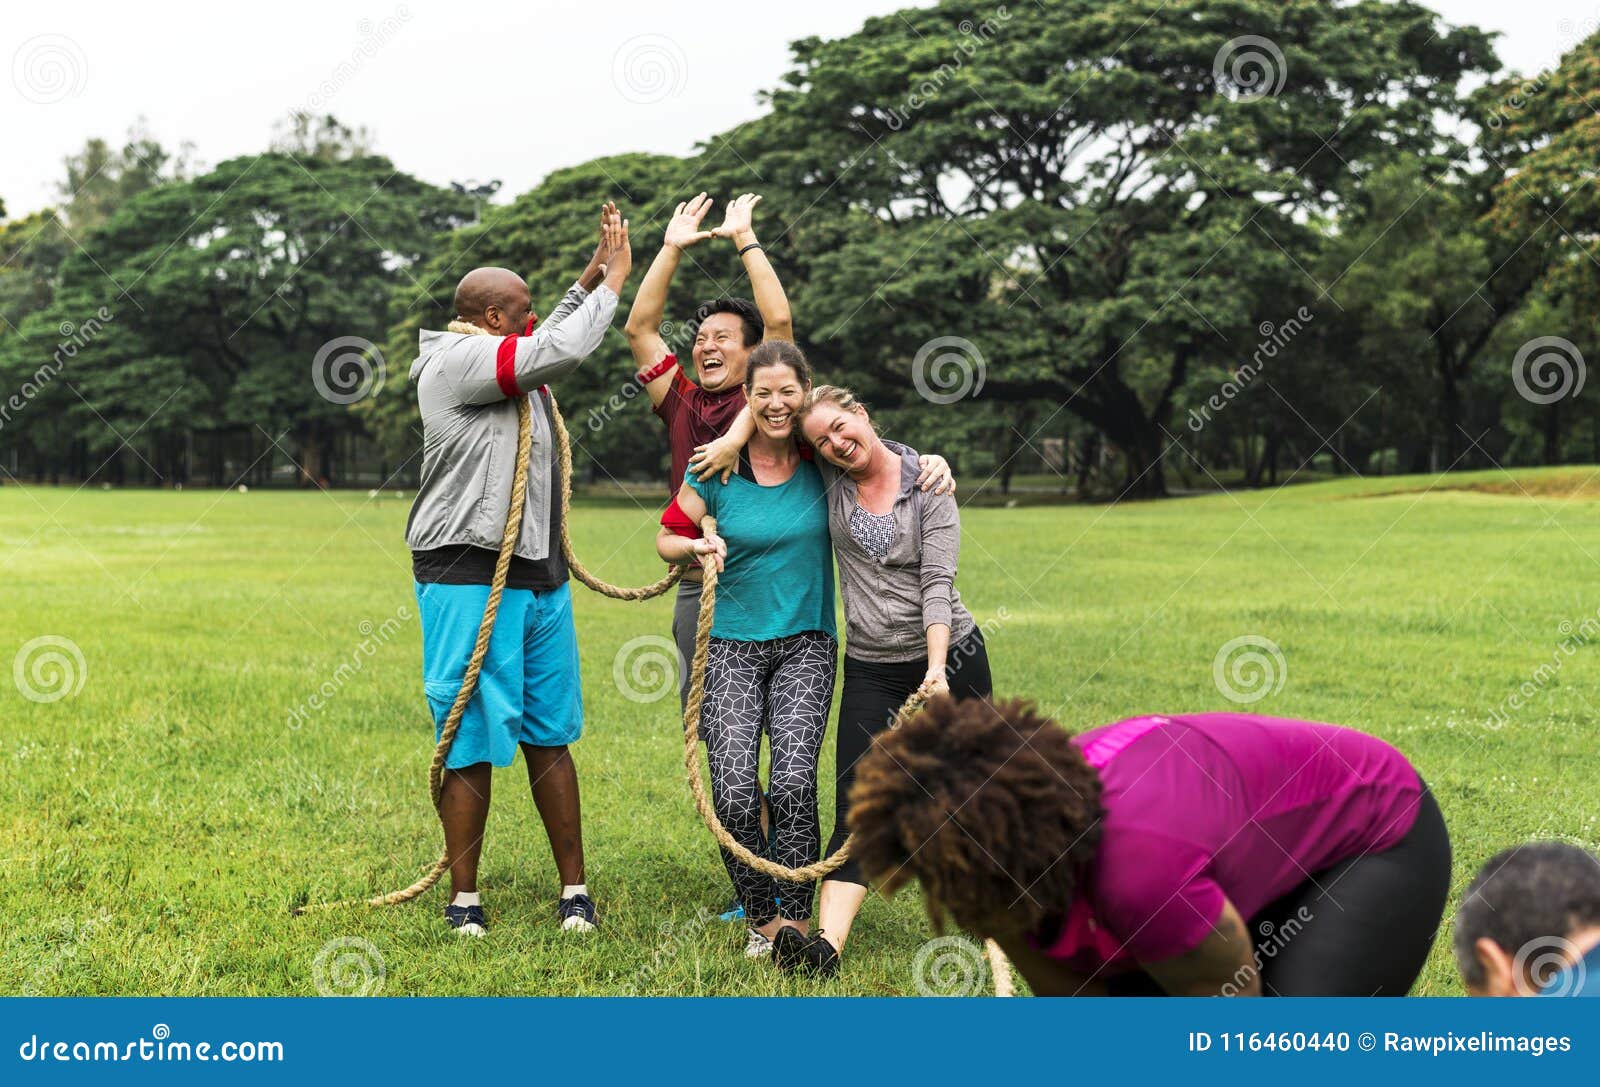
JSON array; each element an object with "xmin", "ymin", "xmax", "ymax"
[
  {"xmin": 702, "ymin": 631, "xmax": 837, "ymax": 922},
  {"xmin": 824, "ymin": 628, "xmax": 993, "ymax": 886},
  {"xmin": 1107, "ymin": 783, "xmax": 1452, "ymax": 996}
]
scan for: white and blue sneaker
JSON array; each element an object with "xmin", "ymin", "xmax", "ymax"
[
  {"xmin": 444, "ymin": 902, "xmax": 487, "ymax": 937},
  {"xmin": 558, "ymin": 893, "xmax": 598, "ymax": 932}
]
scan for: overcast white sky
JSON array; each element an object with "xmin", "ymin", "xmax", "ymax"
[{"xmin": 2, "ymin": 0, "xmax": 1596, "ymax": 219}]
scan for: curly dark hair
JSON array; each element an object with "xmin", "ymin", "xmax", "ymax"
[
  {"xmin": 689, "ymin": 298, "xmax": 763, "ymax": 348},
  {"xmin": 847, "ymin": 695, "xmax": 1105, "ymax": 938}
]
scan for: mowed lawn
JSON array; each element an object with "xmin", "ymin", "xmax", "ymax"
[{"xmin": 4, "ymin": 467, "xmax": 1600, "ymax": 996}]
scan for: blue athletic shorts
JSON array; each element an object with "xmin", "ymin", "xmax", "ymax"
[{"xmin": 414, "ymin": 581, "xmax": 583, "ymax": 768}]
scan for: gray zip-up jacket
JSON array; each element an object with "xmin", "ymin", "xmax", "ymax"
[
  {"xmin": 404, "ymin": 282, "xmax": 617, "ymax": 561},
  {"xmin": 825, "ymin": 442, "xmax": 976, "ymax": 662}
]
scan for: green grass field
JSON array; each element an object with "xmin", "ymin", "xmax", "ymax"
[{"xmin": 4, "ymin": 467, "xmax": 1600, "ymax": 996}]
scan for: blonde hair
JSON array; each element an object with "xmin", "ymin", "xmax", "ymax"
[{"xmin": 798, "ymin": 384, "xmax": 876, "ymax": 433}]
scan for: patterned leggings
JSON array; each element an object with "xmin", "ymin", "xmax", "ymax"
[{"xmin": 701, "ymin": 630, "xmax": 837, "ymax": 922}]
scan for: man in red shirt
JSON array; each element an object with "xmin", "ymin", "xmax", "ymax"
[{"xmin": 624, "ymin": 192, "xmax": 793, "ymax": 709}]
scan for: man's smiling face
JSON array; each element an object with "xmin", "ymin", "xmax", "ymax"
[{"xmin": 692, "ymin": 312, "xmax": 752, "ymax": 392}]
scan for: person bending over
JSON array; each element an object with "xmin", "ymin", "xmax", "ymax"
[
  {"xmin": 406, "ymin": 205, "xmax": 631, "ymax": 937},
  {"xmin": 848, "ymin": 697, "xmax": 1452, "ymax": 996},
  {"xmin": 1454, "ymin": 841, "xmax": 1600, "ymax": 997}
]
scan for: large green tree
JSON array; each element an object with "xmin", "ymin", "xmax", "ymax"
[
  {"xmin": 1, "ymin": 150, "xmax": 469, "ymax": 484},
  {"xmin": 711, "ymin": 0, "xmax": 1496, "ymax": 496}
]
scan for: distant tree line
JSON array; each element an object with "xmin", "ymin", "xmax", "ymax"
[{"xmin": 3, "ymin": 1, "xmax": 1599, "ymax": 498}]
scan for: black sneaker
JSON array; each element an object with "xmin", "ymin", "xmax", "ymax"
[
  {"xmin": 558, "ymin": 893, "xmax": 598, "ymax": 932},
  {"xmin": 775, "ymin": 928, "xmax": 840, "ymax": 977},
  {"xmin": 772, "ymin": 925, "xmax": 807, "ymax": 971},
  {"xmin": 444, "ymin": 903, "xmax": 487, "ymax": 937}
]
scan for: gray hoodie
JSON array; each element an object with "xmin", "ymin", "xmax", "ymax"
[
  {"xmin": 824, "ymin": 442, "xmax": 976, "ymax": 662},
  {"xmin": 404, "ymin": 282, "xmax": 617, "ymax": 561}
]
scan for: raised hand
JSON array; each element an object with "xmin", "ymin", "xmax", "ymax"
[
  {"xmin": 598, "ymin": 206, "xmax": 632, "ymax": 291},
  {"xmin": 713, "ymin": 193, "xmax": 763, "ymax": 243},
  {"xmin": 664, "ymin": 192, "xmax": 715, "ymax": 251}
]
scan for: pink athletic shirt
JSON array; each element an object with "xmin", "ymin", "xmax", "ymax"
[{"xmin": 1026, "ymin": 713, "xmax": 1422, "ymax": 976}]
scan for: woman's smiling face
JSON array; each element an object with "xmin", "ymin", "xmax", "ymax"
[
  {"xmin": 801, "ymin": 400, "xmax": 875, "ymax": 471},
  {"xmin": 748, "ymin": 361, "xmax": 807, "ymax": 440}
]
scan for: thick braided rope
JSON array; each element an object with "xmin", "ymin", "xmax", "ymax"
[
  {"xmin": 548, "ymin": 391, "xmax": 682, "ymax": 601},
  {"xmin": 681, "ymin": 524, "xmax": 1013, "ymax": 992},
  {"xmin": 678, "ymin": 528, "xmax": 924, "ymax": 882},
  {"xmin": 296, "ymin": 385, "xmax": 532, "ymax": 912}
]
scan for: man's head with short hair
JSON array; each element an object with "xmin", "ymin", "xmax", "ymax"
[
  {"xmin": 1454, "ymin": 841, "xmax": 1600, "ymax": 996},
  {"xmin": 688, "ymin": 298, "xmax": 762, "ymax": 392},
  {"xmin": 453, "ymin": 267, "xmax": 533, "ymax": 336}
]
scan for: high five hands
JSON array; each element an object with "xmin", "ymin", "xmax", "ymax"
[{"xmin": 587, "ymin": 201, "xmax": 632, "ymax": 293}]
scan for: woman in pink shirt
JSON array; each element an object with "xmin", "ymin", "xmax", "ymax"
[{"xmin": 848, "ymin": 697, "xmax": 1452, "ymax": 996}]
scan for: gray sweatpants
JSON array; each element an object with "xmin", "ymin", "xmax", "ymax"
[{"xmin": 672, "ymin": 577, "xmax": 702, "ymax": 710}]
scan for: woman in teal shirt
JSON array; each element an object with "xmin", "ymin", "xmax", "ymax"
[{"xmin": 657, "ymin": 340, "xmax": 835, "ymax": 959}]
